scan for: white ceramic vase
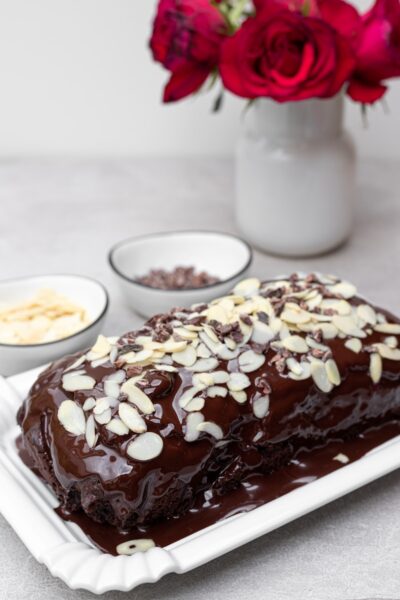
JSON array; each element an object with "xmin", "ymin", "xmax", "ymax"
[{"xmin": 235, "ymin": 95, "xmax": 356, "ymax": 257}]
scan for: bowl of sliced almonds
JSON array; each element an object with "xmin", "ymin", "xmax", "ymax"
[{"xmin": 0, "ymin": 274, "xmax": 109, "ymax": 376}]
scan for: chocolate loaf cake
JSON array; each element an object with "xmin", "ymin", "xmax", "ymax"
[{"xmin": 18, "ymin": 274, "xmax": 400, "ymax": 534}]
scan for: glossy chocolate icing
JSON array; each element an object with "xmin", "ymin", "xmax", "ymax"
[
  {"xmin": 57, "ymin": 421, "xmax": 400, "ymax": 554},
  {"xmin": 17, "ymin": 276, "xmax": 400, "ymax": 551}
]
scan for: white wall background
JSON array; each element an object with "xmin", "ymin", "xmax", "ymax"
[{"xmin": 0, "ymin": 0, "xmax": 398, "ymax": 158}]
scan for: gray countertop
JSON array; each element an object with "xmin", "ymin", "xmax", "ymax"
[{"xmin": 0, "ymin": 158, "xmax": 399, "ymax": 600}]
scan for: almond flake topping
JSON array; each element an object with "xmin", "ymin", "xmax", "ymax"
[
  {"xmin": 116, "ymin": 538, "xmax": 155, "ymax": 556},
  {"xmin": 61, "ymin": 274, "xmax": 400, "ymax": 455},
  {"xmin": 197, "ymin": 421, "xmax": 223, "ymax": 440},
  {"xmin": 85, "ymin": 414, "xmax": 97, "ymax": 448},
  {"xmin": 369, "ymin": 353, "xmax": 382, "ymax": 384},
  {"xmin": 127, "ymin": 432, "xmax": 163, "ymax": 461},
  {"xmin": 119, "ymin": 403, "xmax": 147, "ymax": 433},
  {"xmin": 372, "ymin": 344, "xmax": 400, "ymax": 361},
  {"xmin": 345, "ymin": 338, "xmax": 362, "ymax": 353},
  {"xmin": 282, "ymin": 335, "xmax": 309, "ymax": 354},
  {"xmin": 58, "ymin": 400, "xmax": 86, "ymax": 436},
  {"xmin": 87, "ymin": 334, "xmax": 111, "ymax": 359},
  {"xmin": 106, "ymin": 418, "xmax": 129, "ymax": 436},
  {"xmin": 121, "ymin": 379, "xmax": 155, "ymax": 414},
  {"xmin": 227, "ymin": 372, "xmax": 251, "ymax": 392},
  {"xmin": 62, "ymin": 372, "xmax": 96, "ymax": 392},
  {"xmin": 374, "ymin": 323, "xmax": 400, "ymax": 335},
  {"xmin": 333, "ymin": 453, "xmax": 350, "ymax": 464},
  {"xmin": 310, "ymin": 359, "xmax": 333, "ymax": 393},
  {"xmin": 172, "ymin": 345, "xmax": 197, "ymax": 367},
  {"xmin": 253, "ymin": 395, "xmax": 270, "ymax": 419},
  {"xmin": 184, "ymin": 412, "xmax": 204, "ymax": 442},
  {"xmin": 238, "ymin": 350, "xmax": 265, "ymax": 373}
]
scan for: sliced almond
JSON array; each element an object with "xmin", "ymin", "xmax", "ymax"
[
  {"xmin": 119, "ymin": 403, "xmax": 147, "ymax": 433},
  {"xmin": 85, "ymin": 414, "xmax": 97, "ymax": 448},
  {"xmin": 286, "ymin": 357, "xmax": 303, "ymax": 376},
  {"xmin": 196, "ymin": 342, "xmax": 212, "ymax": 359},
  {"xmin": 189, "ymin": 358, "xmax": 219, "ymax": 372},
  {"xmin": 333, "ymin": 453, "xmax": 349, "ymax": 464},
  {"xmin": 270, "ymin": 318, "xmax": 282, "ymax": 334},
  {"xmin": 328, "ymin": 281, "xmax": 357, "ymax": 299},
  {"xmin": 184, "ymin": 412, "xmax": 204, "ymax": 442},
  {"xmin": 127, "ymin": 432, "xmax": 163, "ymax": 461},
  {"xmin": 94, "ymin": 408, "xmax": 112, "ymax": 425},
  {"xmin": 223, "ymin": 338, "xmax": 236, "ymax": 352},
  {"xmin": 173, "ymin": 327, "xmax": 198, "ymax": 340},
  {"xmin": 65, "ymin": 355, "xmax": 86, "ymax": 372},
  {"xmin": 122, "ymin": 349, "xmax": 154, "ymax": 365},
  {"xmin": 116, "ymin": 538, "xmax": 155, "ymax": 556},
  {"xmin": 198, "ymin": 331, "xmax": 222, "ymax": 354},
  {"xmin": 373, "ymin": 343, "xmax": 400, "ymax": 361},
  {"xmin": 82, "ymin": 397, "xmax": 96, "ymax": 411},
  {"xmin": 172, "ymin": 345, "xmax": 197, "ymax": 367},
  {"xmin": 178, "ymin": 386, "xmax": 203, "ymax": 409},
  {"xmin": 197, "ymin": 421, "xmax": 223, "ymax": 440},
  {"xmin": 288, "ymin": 362, "xmax": 311, "ymax": 381},
  {"xmin": 58, "ymin": 400, "xmax": 86, "ymax": 436},
  {"xmin": 192, "ymin": 372, "xmax": 214, "ymax": 388},
  {"xmin": 212, "ymin": 370, "xmax": 230, "ymax": 384},
  {"xmin": 344, "ymin": 338, "xmax": 362, "ymax": 353},
  {"xmin": 281, "ymin": 308, "xmax": 311, "ymax": 325},
  {"xmin": 310, "ymin": 359, "xmax": 333, "ymax": 393},
  {"xmin": 282, "ymin": 335, "xmax": 308, "ymax": 354},
  {"xmin": 93, "ymin": 397, "xmax": 111, "ymax": 415},
  {"xmin": 88, "ymin": 334, "xmax": 111, "ymax": 359},
  {"xmin": 227, "ymin": 372, "xmax": 251, "ymax": 392},
  {"xmin": 357, "ymin": 304, "xmax": 377, "ymax": 325},
  {"xmin": 217, "ymin": 345, "xmax": 240, "ymax": 360},
  {"xmin": 320, "ymin": 299, "xmax": 351, "ymax": 316},
  {"xmin": 251, "ymin": 321, "xmax": 275, "ymax": 345},
  {"xmin": 207, "ymin": 385, "xmax": 228, "ymax": 398},
  {"xmin": 162, "ymin": 339, "xmax": 188, "ymax": 353},
  {"xmin": 374, "ymin": 323, "xmax": 400, "ymax": 335},
  {"xmin": 155, "ymin": 364, "xmax": 177, "ymax": 373},
  {"xmin": 90, "ymin": 357, "xmax": 109, "ymax": 368},
  {"xmin": 206, "ymin": 304, "xmax": 229, "ymax": 324},
  {"xmin": 121, "ymin": 379, "xmax": 155, "ymax": 414},
  {"xmin": 325, "ymin": 359, "xmax": 341, "ymax": 386},
  {"xmin": 106, "ymin": 418, "xmax": 129, "ymax": 436},
  {"xmin": 230, "ymin": 390, "xmax": 247, "ymax": 404},
  {"xmin": 253, "ymin": 395, "xmax": 270, "ymax": 419},
  {"xmin": 62, "ymin": 373, "xmax": 96, "ymax": 392},
  {"xmin": 306, "ymin": 293, "xmax": 323, "ymax": 311},
  {"xmin": 202, "ymin": 323, "xmax": 220, "ymax": 344},
  {"xmin": 369, "ymin": 353, "xmax": 382, "ymax": 384},
  {"xmin": 185, "ymin": 397, "xmax": 205, "ymax": 412},
  {"xmin": 384, "ymin": 336, "xmax": 398, "ymax": 349},
  {"xmin": 233, "ymin": 278, "xmax": 260, "ymax": 298},
  {"xmin": 238, "ymin": 350, "xmax": 265, "ymax": 373},
  {"xmin": 306, "ymin": 337, "xmax": 330, "ymax": 352},
  {"xmin": 332, "ymin": 315, "xmax": 366, "ymax": 338}
]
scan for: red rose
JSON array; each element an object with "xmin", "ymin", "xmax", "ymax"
[
  {"xmin": 219, "ymin": 0, "xmax": 359, "ymax": 102},
  {"xmin": 348, "ymin": 0, "xmax": 400, "ymax": 104},
  {"xmin": 150, "ymin": 0, "xmax": 227, "ymax": 102}
]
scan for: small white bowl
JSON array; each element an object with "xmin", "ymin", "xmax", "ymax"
[
  {"xmin": 108, "ymin": 231, "xmax": 253, "ymax": 318},
  {"xmin": 0, "ymin": 274, "xmax": 109, "ymax": 376}
]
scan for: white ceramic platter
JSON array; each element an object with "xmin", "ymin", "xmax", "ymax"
[{"xmin": 1, "ymin": 366, "xmax": 400, "ymax": 594}]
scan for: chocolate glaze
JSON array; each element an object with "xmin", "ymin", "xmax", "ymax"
[
  {"xmin": 56, "ymin": 421, "xmax": 400, "ymax": 554},
  {"xmin": 17, "ymin": 279, "xmax": 400, "ymax": 548}
]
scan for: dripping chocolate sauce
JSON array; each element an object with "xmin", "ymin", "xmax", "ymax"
[{"xmin": 45, "ymin": 421, "xmax": 400, "ymax": 555}]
